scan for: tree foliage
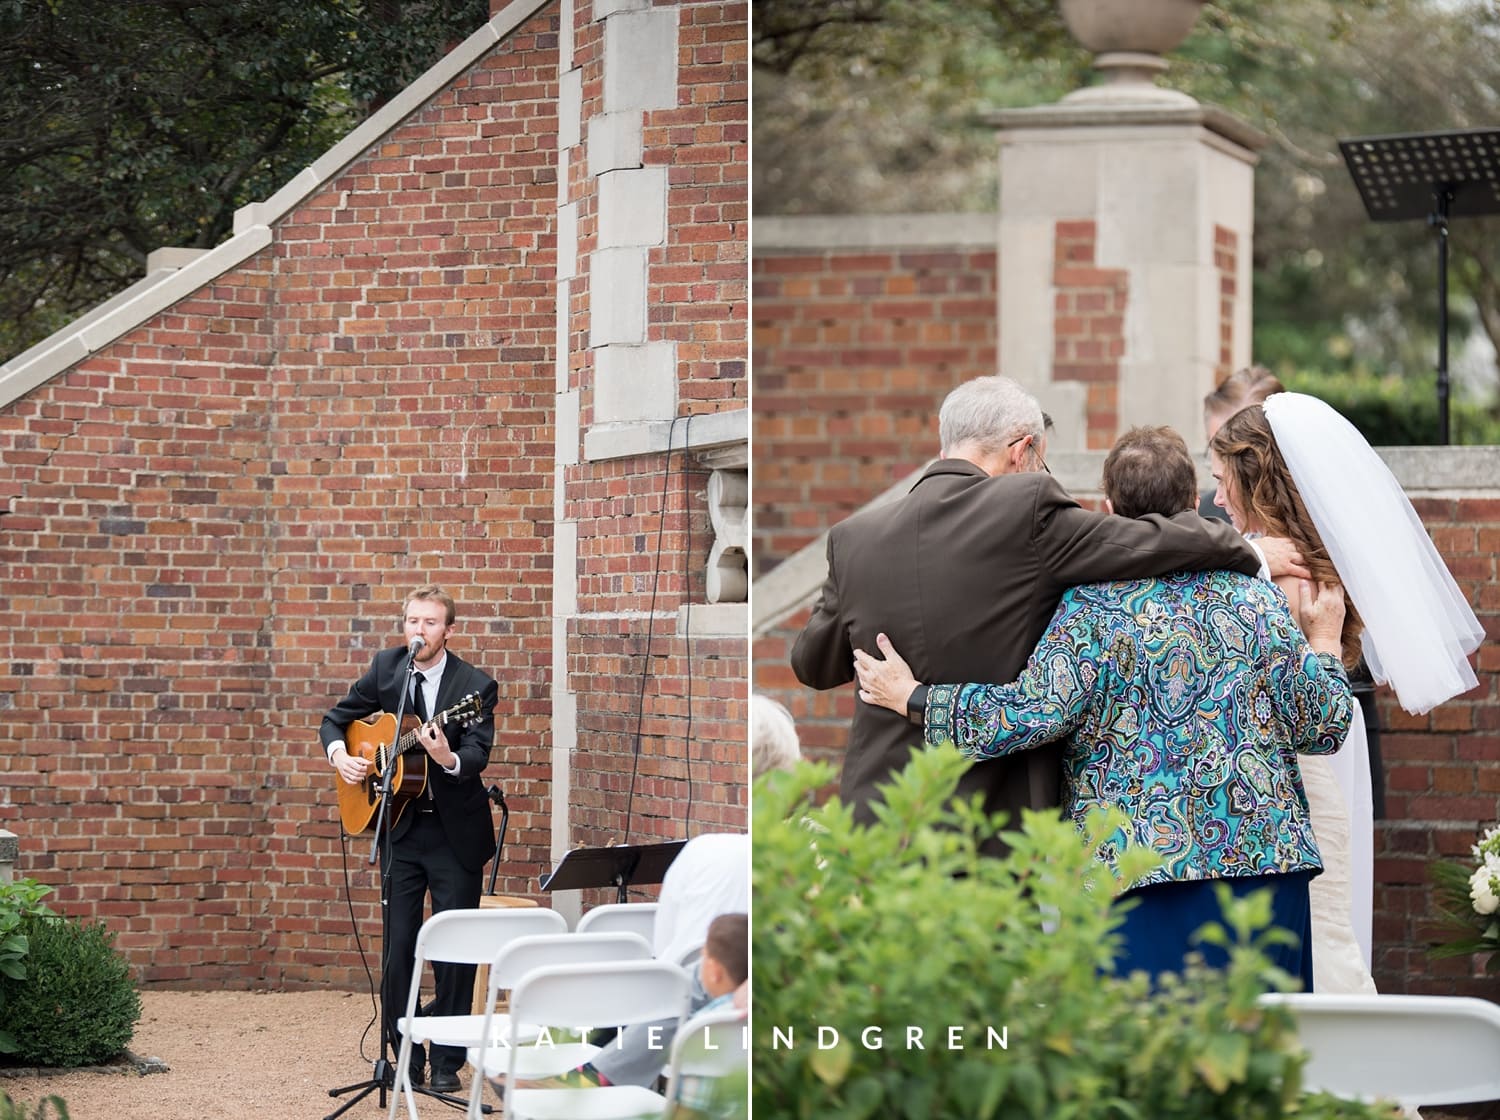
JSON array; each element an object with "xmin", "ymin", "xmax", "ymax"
[
  {"xmin": 0, "ymin": 0, "xmax": 489, "ymax": 362},
  {"xmin": 752, "ymin": 0, "xmax": 1500, "ymax": 413}
]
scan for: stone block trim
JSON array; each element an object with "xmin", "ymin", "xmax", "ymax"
[{"xmin": 1051, "ymin": 219, "xmax": 1126, "ymax": 450}]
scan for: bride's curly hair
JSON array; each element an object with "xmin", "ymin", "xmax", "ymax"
[{"xmin": 1210, "ymin": 404, "xmax": 1364, "ymax": 669}]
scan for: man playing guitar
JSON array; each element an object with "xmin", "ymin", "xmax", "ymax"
[{"xmin": 320, "ymin": 585, "xmax": 499, "ymax": 1096}]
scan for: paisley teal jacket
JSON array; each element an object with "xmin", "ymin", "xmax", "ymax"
[{"xmin": 925, "ymin": 571, "xmax": 1353, "ymax": 888}]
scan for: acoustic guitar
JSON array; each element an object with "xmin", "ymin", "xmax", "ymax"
[{"xmin": 335, "ymin": 692, "xmax": 484, "ymax": 836}]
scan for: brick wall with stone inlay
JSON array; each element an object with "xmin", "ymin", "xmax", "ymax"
[
  {"xmin": 1051, "ymin": 219, "xmax": 1126, "ymax": 451},
  {"xmin": 559, "ymin": 0, "xmax": 749, "ymax": 921},
  {"xmin": 0, "ymin": 8, "xmax": 736, "ymax": 989}
]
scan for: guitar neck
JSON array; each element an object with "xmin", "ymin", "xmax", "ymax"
[{"xmin": 396, "ymin": 720, "xmax": 433, "ymax": 754}]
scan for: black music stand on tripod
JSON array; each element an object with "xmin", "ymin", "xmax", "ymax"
[
  {"xmin": 1338, "ymin": 127, "xmax": 1500, "ymax": 444},
  {"xmin": 539, "ymin": 840, "xmax": 686, "ymax": 905}
]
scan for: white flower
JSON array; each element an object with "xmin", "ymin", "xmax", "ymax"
[
  {"xmin": 1470, "ymin": 864, "xmax": 1500, "ymax": 916},
  {"xmin": 1472, "ymin": 824, "xmax": 1500, "ymax": 861}
]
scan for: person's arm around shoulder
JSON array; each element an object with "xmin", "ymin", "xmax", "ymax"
[
  {"xmin": 790, "ymin": 531, "xmax": 855, "ymax": 690},
  {"xmin": 854, "ymin": 598, "xmax": 1094, "ymax": 760},
  {"xmin": 1030, "ymin": 474, "xmax": 1259, "ymax": 586}
]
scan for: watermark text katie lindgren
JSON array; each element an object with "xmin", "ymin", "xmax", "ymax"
[{"xmin": 769, "ymin": 1024, "xmax": 1010, "ymax": 1051}]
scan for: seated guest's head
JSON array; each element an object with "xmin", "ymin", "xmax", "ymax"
[
  {"xmin": 701, "ymin": 912, "xmax": 749, "ymax": 999},
  {"xmin": 1101, "ymin": 426, "xmax": 1198, "ymax": 519},
  {"xmin": 751, "ymin": 694, "xmax": 801, "ymax": 778}
]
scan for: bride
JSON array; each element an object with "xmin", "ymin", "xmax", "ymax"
[{"xmin": 1209, "ymin": 393, "xmax": 1483, "ymax": 992}]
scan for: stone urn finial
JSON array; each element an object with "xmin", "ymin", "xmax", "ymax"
[{"xmin": 1059, "ymin": 0, "xmax": 1207, "ymax": 105}]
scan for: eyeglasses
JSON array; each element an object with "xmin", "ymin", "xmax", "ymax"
[{"xmin": 1007, "ymin": 433, "xmax": 1051, "ymax": 475}]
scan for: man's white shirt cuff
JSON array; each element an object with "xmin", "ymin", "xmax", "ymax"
[{"xmin": 1247, "ymin": 539, "xmax": 1271, "ymax": 582}]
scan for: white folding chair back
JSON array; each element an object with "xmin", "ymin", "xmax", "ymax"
[
  {"xmin": 663, "ymin": 1007, "xmax": 748, "ymax": 1109},
  {"xmin": 388, "ymin": 906, "xmax": 567, "ymax": 1120},
  {"xmin": 574, "ymin": 901, "xmax": 659, "ymax": 944},
  {"xmin": 502, "ymin": 959, "xmax": 693, "ymax": 1120},
  {"xmin": 1259, "ymin": 992, "xmax": 1500, "ymax": 1107},
  {"xmin": 464, "ymin": 930, "xmax": 654, "ymax": 1112}
]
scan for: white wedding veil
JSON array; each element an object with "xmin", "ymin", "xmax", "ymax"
[{"xmin": 1263, "ymin": 392, "xmax": 1483, "ymax": 714}]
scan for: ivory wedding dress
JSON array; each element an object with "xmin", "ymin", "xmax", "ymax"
[
  {"xmin": 1260, "ymin": 393, "xmax": 1483, "ymax": 994},
  {"xmin": 1300, "ymin": 707, "xmax": 1376, "ymax": 994}
]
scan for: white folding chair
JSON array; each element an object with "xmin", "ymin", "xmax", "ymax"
[
  {"xmin": 574, "ymin": 901, "xmax": 659, "ymax": 944},
  {"xmin": 388, "ymin": 906, "xmax": 567, "ymax": 1120},
  {"xmin": 662, "ymin": 1007, "xmax": 748, "ymax": 1113},
  {"xmin": 500, "ymin": 959, "xmax": 694, "ymax": 1120},
  {"xmin": 1259, "ymin": 992, "xmax": 1500, "ymax": 1107},
  {"xmin": 463, "ymin": 931, "xmax": 654, "ymax": 1118}
]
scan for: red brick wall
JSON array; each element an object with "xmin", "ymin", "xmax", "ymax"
[
  {"xmin": 1, "ymin": 257, "xmax": 282, "ymax": 984},
  {"xmin": 655, "ymin": 0, "xmax": 748, "ymax": 409},
  {"xmin": 1372, "ymin": 496, "xmax": 1500, "ymax": 997},
  {"xmin": 1052, "ymin": 220, "xmax": 1126, "ymax": 451},
  {"xmin": 752, "ymin": 246, "xmax": 996, "ymax": 572},
  {"xmin": 1214, "ymin": 225, "xmax": 1238, "ymax": 381}
]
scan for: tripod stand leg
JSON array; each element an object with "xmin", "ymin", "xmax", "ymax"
[{"xmin": 323, "ymin": 1056, "xmax": 391, "ymax": 1120}]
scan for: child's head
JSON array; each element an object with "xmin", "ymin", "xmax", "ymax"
[{"xmin": 699, "ymin": 912, "xmax": 748, "ymax": 998}]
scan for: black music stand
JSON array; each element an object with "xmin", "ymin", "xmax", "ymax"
[
  {"xmin": 1338, "ymin": 128, "xmax": 1500, "ymax": 444},
  {"xmin": 539, "ymin": 841, "xmax": 687, "ymax": 905}
]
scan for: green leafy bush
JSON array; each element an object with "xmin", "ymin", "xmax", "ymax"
[
  {"xmin": 1280, "ymin": 369, "xmax": 1500, "ymax": 446},
  {"xmin": 0, "ymin": 914, "xmax": 140, "ymax": 1068},
  {"xmin": 0, "ymin": 878, "xmax": 55, "ymax": 1055},
  {"xmin": 0, "ymin": 1094, "xmax": 69, "ymax": 1120},
  {"xmin": 752, "ymin": 745, "xmax": 1401, "ymax": 1120}
]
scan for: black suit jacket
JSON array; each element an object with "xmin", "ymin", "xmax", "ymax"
[
  {"xmin": 791, "ymin": 461, "xmax": 1259, "ymax": 838},
  {"xmin": 320, "ymin": 646, "xmax": 498, "ymax": 872}
]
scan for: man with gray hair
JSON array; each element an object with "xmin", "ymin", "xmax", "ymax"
[{"xmin": 791, "ymin": 375, "xmax": 1262, "ymax": 850}]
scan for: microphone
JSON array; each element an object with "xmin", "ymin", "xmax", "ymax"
[{"xmin": 407, "ymin": 636, "xmax": 425, "ymax": 657}]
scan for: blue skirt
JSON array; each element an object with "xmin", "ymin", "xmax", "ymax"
[{"xmin": 1111, "ymin": 870, "xmax": 1315, "ymax": 991}]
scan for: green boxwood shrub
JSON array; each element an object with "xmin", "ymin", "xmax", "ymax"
[
  {"xmin": 753, "ymin": 745, "xmax": 1402, "ymax": 1120},
  {"xmin": 0, "ymin": 878, "xmax": 55, "ymax": 1055},
  {"xmin": 0, "ymin": 914, "xmax": 140, "ymax": 1068}
]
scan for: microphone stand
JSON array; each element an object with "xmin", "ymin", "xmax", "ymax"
[
  {"xmin": 485, "ymin": 785, "xmax": 510, "ymax": 896},
  {"xmin": 325, "ymin": 643, "xmax": 423, "ymax": 1120}
]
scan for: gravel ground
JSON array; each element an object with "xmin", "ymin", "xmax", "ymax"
[
  {"xmin": 5, "ymin": 990, "xmax": 1495, "ymax": 1120},
  {"xmin": 0, "ymin": 988, "xmax": 479, "ymax": 1120}
]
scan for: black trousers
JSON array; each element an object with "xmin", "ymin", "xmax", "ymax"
[{"xmin": 381, "ymin": 809, "xmax": 482, "ymax": 1074}]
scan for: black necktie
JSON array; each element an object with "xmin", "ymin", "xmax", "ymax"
[{"xmin": 412, "ymin": 672, "xmax": 429, "ymax": 721}]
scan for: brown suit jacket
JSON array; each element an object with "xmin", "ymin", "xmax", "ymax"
[{"xmin": 791, "ymin": 460, "xmax": 1259, "ymax": 842}]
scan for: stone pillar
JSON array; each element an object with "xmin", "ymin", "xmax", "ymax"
[
  {"xmin": 0, "ymin": 829, "xmax": 17, "ymax": 885},
  {"xmin": 992, "ymin": 21, "xmax": 1266, "ymax": 452}
]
